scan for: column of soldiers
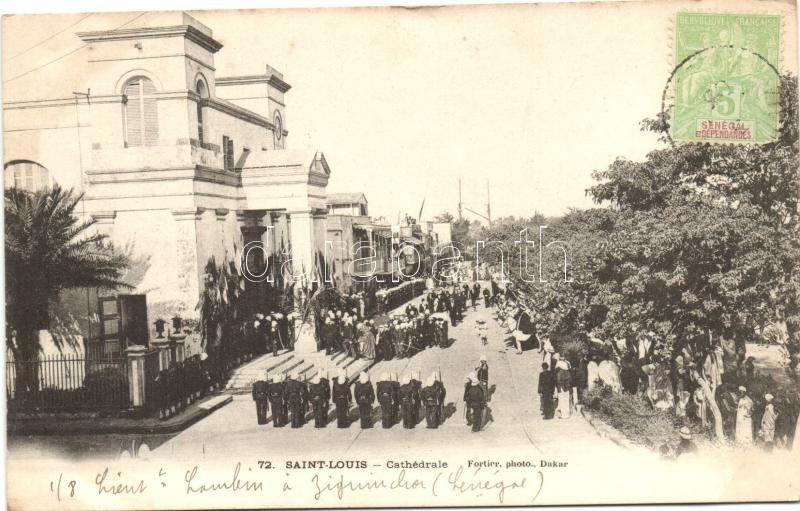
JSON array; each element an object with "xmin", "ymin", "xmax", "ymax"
[{"xmin": 252, "ymin": 370, "xmax": 448, "ymax": 429}]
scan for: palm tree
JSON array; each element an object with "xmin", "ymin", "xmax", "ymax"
[{"xmin": 5, "ymin": 185, "xmax": 129, "ymax": 392}]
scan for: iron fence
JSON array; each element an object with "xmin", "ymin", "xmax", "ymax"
[{"xmin": 6, "ymin": 354, "xmax": 130, "ymax": 413}]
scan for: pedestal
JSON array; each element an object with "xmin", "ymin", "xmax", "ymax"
[
  {"xmin": 172, "ymin": 336, "xmax": 186, "ymax": 362},
  {"xmin": 125, "ymin": 345, "xmax": 147, "ymax": 409},
  {"xmin": 151, "ymin": 338, "xmax": 172, "ymax": 371}
]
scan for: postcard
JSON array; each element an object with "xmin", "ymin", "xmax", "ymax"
[{"xmin": 3, "ymin": 0, "xmax": 799, "ymax": 509}]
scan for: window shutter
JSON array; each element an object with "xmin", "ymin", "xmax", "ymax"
[
  {"xmin": 141, "ymin": 79, "xmax": 159, "ymax": 146},
  {"xmin": 123, "ymin": 77, "xmax": 158, "ymax": 147},
  {"xmin": 227, "ymin": 138, "xmax": 234, "ymax": 170},
  {"xmin": 123, "ymin": 80, "xmax": 143, "ymax": 147}
]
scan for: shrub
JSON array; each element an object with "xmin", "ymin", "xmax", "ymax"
[
  {"xmin": 584, "ymin": 384, "xmax": 689, "ymax": 450},
  {"xmin": 84, "ymin": 367, "xmax": 129, "ymax": 406}
]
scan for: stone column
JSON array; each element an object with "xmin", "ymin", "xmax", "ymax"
[
  {"xmin": 126, "ymin": 345, "xmax": 147, "ymax": 409},
  {"xmin": 151, "ymin": 338, "xmax": 172, "ymax": 370},
  {"xmin": 287, "ymin": 209, "xmax": 315, "ymax": 282},
  {"xmin": 171, "ymin": 208, "xmax": 204, "ymax": 314},
  {"xmin": 173, "ymin": 336, "xmax": 186, "ymax": 362}
]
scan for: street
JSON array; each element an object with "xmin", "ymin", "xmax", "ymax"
[{"xmin": 149, "ymin": 299, "xmax": 623, "ymax": 463}]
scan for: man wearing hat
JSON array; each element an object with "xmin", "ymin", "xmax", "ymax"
[
  {"xmin": 267, "ymin": 374, "xmax": 286, "ymax": 427},
  {"xmin": 354, "ymin": 372, "xmax": 375, "ymax": 429},
  {"xmin": 464, "ymin": 374, "xmax": 487, "ymax": 432},
  {"xmin": 391, "ymin": 372, "xmax": 401, "ymax": 420},
  {"xmin": 270, "ymin": 320, "xmax": 282, "ymax": 357},
  {"xmin": 376, "ymin": 372, "xmax": 396, "ymax": 428},
  {"xmin": 332, "ymin": 371, "xmax": 352, "ymax": 428},
  {"xmin": 322, "ymin": 317, "xmax": 335, "ymax": 355},
  {"xmin": 398, "ymin": 375, "xmax": 417, "ymax": 429},
  {"xmin": 476, "ymin": 355, "xmax": 489, "ymax": 399},
  {"xmin": 252, "ymin": 371, "xmax": 270, "ymax": 425},
  {"xmin": 308, "ymin": 374, "xmax": 329, "ymax": 428},
  {"xmin": 675, "ymin": 426, "xmax": 697, "ymax": 458},
  {"xmin": 285, "ymin": 371, "xmax": 308, "ymax": 428},
  {"xmin": 432, "ymin": 370, "xmax": 446, "ymax": 424},
  {"xmin": 759, "ymin": 393, "xmax": 777, "ymax": 452},
  {"xmin": 410, "ymin": 370, "xmax": 423, "ymax": 424},
  {"xmin": 421, "ymin": 376, "xmax": 440, "ymax": 428}
]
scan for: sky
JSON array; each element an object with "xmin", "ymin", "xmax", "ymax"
[{"xmin": 2, "ymin": 0, "xmax": 798, "ymax": 221}]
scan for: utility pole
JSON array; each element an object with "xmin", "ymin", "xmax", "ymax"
[
  {"xmin": 458, "ymin": 178, "xmax": 463, "ymax": 221},
  {"xmin": 486, "ymin": 180, "xmax": 492, "ymax": 228}
]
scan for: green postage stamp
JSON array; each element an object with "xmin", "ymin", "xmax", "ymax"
[{"xmin": 672, "ymin": 12, "xmax": 781, "ymax": 144}]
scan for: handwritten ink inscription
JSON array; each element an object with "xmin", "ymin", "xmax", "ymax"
[{"xmin": 42, "ymin": 458, "xmax": 561, "ymax": 506}]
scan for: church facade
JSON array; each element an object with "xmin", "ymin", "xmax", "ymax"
[{"xmin": 3, "ymin": 12, "xmax": 331, "ymax": 355}]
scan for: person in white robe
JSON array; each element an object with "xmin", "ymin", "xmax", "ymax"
[{"xmin": 735, "ymin": 386, "xmax": 754, "ymax": 447}]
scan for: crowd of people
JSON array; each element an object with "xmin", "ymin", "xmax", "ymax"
[{"xmin": 489, "ymin": 283, "xmax": 798, "ymax": 454}]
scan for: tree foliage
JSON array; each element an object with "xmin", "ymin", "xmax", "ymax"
[{"xmin": 5, "ymin": 185, "xmax": 129, "ymax": 358}]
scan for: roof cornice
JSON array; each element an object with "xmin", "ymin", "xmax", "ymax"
[
  {"xmin": 77, "ymin": 25, "xmax": 223, "ymax": 54},
  {"xmin": 215, "ymin": 73, "xmax": 292, "ymax": 93}
]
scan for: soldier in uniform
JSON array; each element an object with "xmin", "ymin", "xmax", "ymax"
[
  {"xmin": 390, "ymin": 372, "xmax": 401, "ymax": 421},
  {"xmin": 332, "ymin": 371, "xmax": 352, "ymax": 428},
  {"xmin": 166, "ymin": 361, "xmax": 179, "ymax": 415},
  {"xmin": 465, "ymin": 374, "xmax": 487, "ymax": 432},
  {"xmin": 322, "ymin": 317, "xmax": 335, "ymax": 355},
  {"xmin": 154, "ymin": 369, "xmax": 168, "ymax": 420},
  {"xmin": 433, "ymin": 370, "xmax": 447, "ymax": 425},
  {"xmin": 308, "ymin": 374, "xmax": 329, "ymax": 428},
  {"xmin": 354, "ymin": 372, "xmax": 375, "ymax": 429},
  {"xmin": 399, "ymin": 375, "xmax": 416, "ymax": 429},
  {"xmin": 421, "ymin": 376, "xmax": 440, "ymax": 428},
  {"xmin": 410, "ymin": 370, "xmax": 422, "ymax": 425},
  {"xmin": 376, "ymin": 372, "xmax": 395, "ymax": 428},
  {"xmin": 267, "ymin": 374, "xmax": 286, "ymax": 427},
  {"xmin": 270, "ymin": 320, "xmax": 282, "ymax": 357},
  {"xmin": 252, "ymin": 371, "xmax": 270, "ymax": 425},
  {"xmin": 286, "ymin": 371, "xmax": 307, "ymax": 428}
]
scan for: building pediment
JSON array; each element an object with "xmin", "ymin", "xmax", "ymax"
[{"xmin": 241, "ymin": 149, "xmax": 330, "ymax": 184}]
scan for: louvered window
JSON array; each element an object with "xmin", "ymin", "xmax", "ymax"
[
  {"xmin": 123, "ymin": 77, "xmax": 159, "ymax": 147},
  {"xmin": 223, "ymin": 136, "xmax": 235, "ymax": 171},
  {"xmin": 3, "ymin": 160, "xmax": 51, "ymax": 191}
]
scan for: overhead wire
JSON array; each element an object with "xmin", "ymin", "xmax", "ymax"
[{"xmin": 4, "ymin": 12, "xmax": 147, "ymax": 84}]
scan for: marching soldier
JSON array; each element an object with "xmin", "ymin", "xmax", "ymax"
[
  {"xmin": 354, "ymin": 372, "xmax": 375, "ymax": 429},
  {"xmin": 399, "ymin": 375, "xmax": 416, "ymax": 429},
  {"xmin": 286, "ymin": 371, "xmax": 307, "ymax": 428},
  {"xmin": 433, "ymin": 370, "xmax": 446, "ymax": 425},
  {"xmin": 464, "ymin": 374, "xmax": 487, "ymax": 432},
  {"xmin": 421, "ymin": 376, "xmax": 440, "ymax": 428},
  {"xmin": 332, "ymin": 371, "xmax": 352, "ymax": 428},
  {"xmin": 252, "ymin": 371, "xmax": 270, "ymax": 425},
  {"xmin": 319, "ymin": 368, "xmax": 331, "ymax": 405},
  {"xmin": 391, "ymin": 372, "xmax": 401, "ymax": 421},
  {"xmin": 308, "ymin": 374, "xmax": 329, "ymax": 428},
  {"xmin": 376, "ymin": 372, "xmax": 395, "ymax": 428},
  {"xmin": 267, "ymin": 374, "xmax": 286, "ymax": 427},
  {"xmin": 410, "ymin": 370, "xmax": 422, "ymax": 425}
]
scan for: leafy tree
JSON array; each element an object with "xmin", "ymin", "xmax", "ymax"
[
  {"xmin": 590, "ymin": 74, "xmax": 800, "ymax": 371},
  {"xmin": 5, "ymin": 185, "xmax": 129, "ymax": 390}
]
